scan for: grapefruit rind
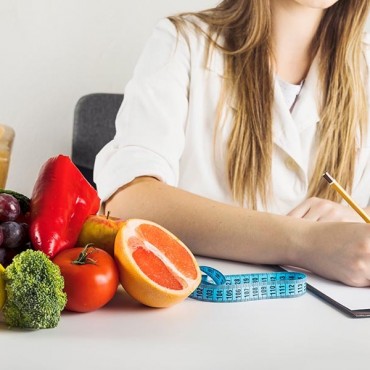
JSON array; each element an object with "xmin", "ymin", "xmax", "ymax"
[{"xmin": 114, "ymin": 219, "xmax": 201, "ymax": 308}]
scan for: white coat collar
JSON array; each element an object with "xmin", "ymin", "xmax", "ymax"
[
  {"xmin": 207, "ymin": 48, "xmax": 321, "ymax": 123},
  {"xmin": 207, "ymin": 49, "xmax": 321, "ymax": 171},
  {"xmin": 272, "ymin": 55, "xmax": 321, "ymax": 170}
]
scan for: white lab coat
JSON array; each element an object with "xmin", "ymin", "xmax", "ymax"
[{"xmin": 94, "ymin": 18, "xmax": 370, "ymax": 215}]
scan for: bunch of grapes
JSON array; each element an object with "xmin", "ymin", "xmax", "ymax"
[{"xmin": 0, "ymin": 193, "xmax": 31, "ymax": 267}]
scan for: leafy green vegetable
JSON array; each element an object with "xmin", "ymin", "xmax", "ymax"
[
  {"xmin": 0, "ymin": 189, "xmax": 30, "ymax": 214},
  {"xmin": 2, "ymin": 250, "xmax": 67, "ymax": 329}
]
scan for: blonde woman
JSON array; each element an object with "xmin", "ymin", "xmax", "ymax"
[{"xmin": 94, "ymin": 0, "xmax": 370, "ymax": 287}]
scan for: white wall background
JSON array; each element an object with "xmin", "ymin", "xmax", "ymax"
[
  {"xmin": 0, "ymin": 0, "xmax": 218, "ymax": 196},
  {"xmin": 0, "ymin": 1, "xmax": 369, "ymax": 197}
]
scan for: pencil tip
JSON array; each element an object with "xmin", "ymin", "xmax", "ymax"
[{"xmin": 323, "ymin": 172, "xmax": 334, "ymax": 184}]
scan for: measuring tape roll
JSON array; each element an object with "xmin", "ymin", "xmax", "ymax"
[{"xmin": 189, "ymin": 266, "xmax": 307, "ymax": 303}]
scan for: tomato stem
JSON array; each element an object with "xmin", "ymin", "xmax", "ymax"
[{"xmin": 72, "ymin": 244, "xmax": 97, "ymax": 265}]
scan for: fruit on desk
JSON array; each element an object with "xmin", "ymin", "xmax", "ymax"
[
  {"xmin": 114, "ymin": 219, "xmax": 201, "ymax": 308},
  {"xmin": 29, "ymin": 155, "xmax": 100, "ymax": 258},
  {"xmin": 0, "ymin": 189, "xmax": 31, "ymax": 218},
  {"xmin": 0, "ymin": 263, "xmax": 6, "ymax": 309},
  {"xmin": 76, "ymin": 214, "xmax": 125, "ymax": 257},
  {"xmin": 53, "ymin": 245, "xmax": 119, "ymax": 313},
  {"xmin": 0, "ymin": 193, "xmax": 20, "ymax": 222},
  {"xmin": 0, "ymin": 192, "xmax": 31, "ymax": 267}
]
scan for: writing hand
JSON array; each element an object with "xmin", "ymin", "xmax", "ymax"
[
  {"xmin": 300, "ymin": 222, "xmax": 370, "ymax": 287},
  {"xmin": 287, "ymin": 197, "xmax": 364, "ymax": 222}
]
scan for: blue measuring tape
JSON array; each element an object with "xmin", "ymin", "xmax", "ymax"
[{"xmin": 189, "ymin": 266, "xmax": 307, "ymax": 302}]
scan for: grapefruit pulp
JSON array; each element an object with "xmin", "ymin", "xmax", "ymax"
[{"xmin": 114, "ymin": 219, "xmax": 201, "ymax": 307}]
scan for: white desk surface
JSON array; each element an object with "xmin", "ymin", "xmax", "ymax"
[{"xmin": 1, "ymin": 256, "xmax": 370, "ymax": 370}]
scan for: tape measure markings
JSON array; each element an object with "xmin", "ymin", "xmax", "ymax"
[{"xmin": 189, "ymin": 265, "xmax": 307, "ymax": 303}]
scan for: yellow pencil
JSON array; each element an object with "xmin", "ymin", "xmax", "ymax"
[{"xmin": 322, "ymin": 172, "xmax": 370, "ymax": 223}]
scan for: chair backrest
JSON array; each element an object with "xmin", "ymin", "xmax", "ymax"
[{"xmin": 72, "ymin": 93, "xmax": 124, "ymax": 187}]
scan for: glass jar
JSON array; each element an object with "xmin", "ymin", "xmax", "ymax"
[{"xmin": 0, "ymin": 124, "xmax": 15, "ymax": 189}]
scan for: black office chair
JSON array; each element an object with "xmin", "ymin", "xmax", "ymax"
[{"xmin": 72, "ymin": 93, "xmax": 124, "ymax": 187}]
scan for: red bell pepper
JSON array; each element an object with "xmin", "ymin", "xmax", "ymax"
[{"xmin": 29, "ymin": 155, "xmax": 100, "ymax": 258}]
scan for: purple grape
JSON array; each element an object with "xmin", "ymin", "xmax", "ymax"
[
  {"xmin": 19, "ymin": 223, "xmax": 30, "ymax": 244},
  {"xmin": 0, "ymin": 247, "xmax": 5, "ymax": 265},
  {"xmin": 0, "ymin": 242, "xmax": 32, "ymax": 267},
  {"xmin": 0, "ymin": 226, "xmax": 3, "ymax": 247},
  {"xmin": 1, "ymin": 221, "xmax": 26, "ymax": 249},
  {"xmin": 0, "ymin": 193, "xmax": 21, "ymax": 222}
]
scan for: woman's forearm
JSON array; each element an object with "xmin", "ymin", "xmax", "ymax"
[
  {"xmin": 105, "ymin": 177, "xmax": 310, "ymax": 266},
  {"xmin": 104, "ymin": 178, "xmax": 370, "ymax": 287}
]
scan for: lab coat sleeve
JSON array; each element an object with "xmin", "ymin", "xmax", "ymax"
[{"xmin": 94, "ymin": 18, "xmax": 190, "ymax": 202}]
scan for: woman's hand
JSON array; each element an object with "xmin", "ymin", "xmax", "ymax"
[
  {"xmin": 296, "ymin": 222, "xmax": 370, "ymax": 287},
  {"xmin": 287, "ymin": 197, "xmax": 365, "ymax": 223}
]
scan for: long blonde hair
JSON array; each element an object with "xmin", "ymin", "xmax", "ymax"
[{"xmin": 169, "ymin": 0, "xmax": 370, "ymax": 208}]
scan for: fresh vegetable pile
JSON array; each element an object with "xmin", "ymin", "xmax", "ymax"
[
  {"xmin": 0, "ymin": 154, "xmax": 102, "ymax": 329},
  {"xmin": 0, "ymin": 153, "xmax": 201, "ymax": 330}
]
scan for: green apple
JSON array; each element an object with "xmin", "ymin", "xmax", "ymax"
[{"xmin": 76, "ymin": 214, "xmax": 125, "ymax": 257}]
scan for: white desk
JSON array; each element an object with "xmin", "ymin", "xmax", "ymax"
[{"xmin": 1, "ymin": 256, "xmax": 370, "ymax": 370}]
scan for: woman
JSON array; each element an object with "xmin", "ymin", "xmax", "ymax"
[{"xmin": 94, "ymin": 0, "xmax": 370, "ymax": 287}]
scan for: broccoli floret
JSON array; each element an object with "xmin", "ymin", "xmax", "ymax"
[{"xmin": 2, "ymin": 249, "xmax": 67, "ymax": 329}]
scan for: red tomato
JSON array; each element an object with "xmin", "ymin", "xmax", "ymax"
[{"xmin": 53, "ymin": 245, "xmax": 119, "ymax": 313}]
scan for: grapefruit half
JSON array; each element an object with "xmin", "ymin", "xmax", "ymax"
[{"xmin": 114, "ymin": 219, "xmax": 201, "ymax": 308}]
